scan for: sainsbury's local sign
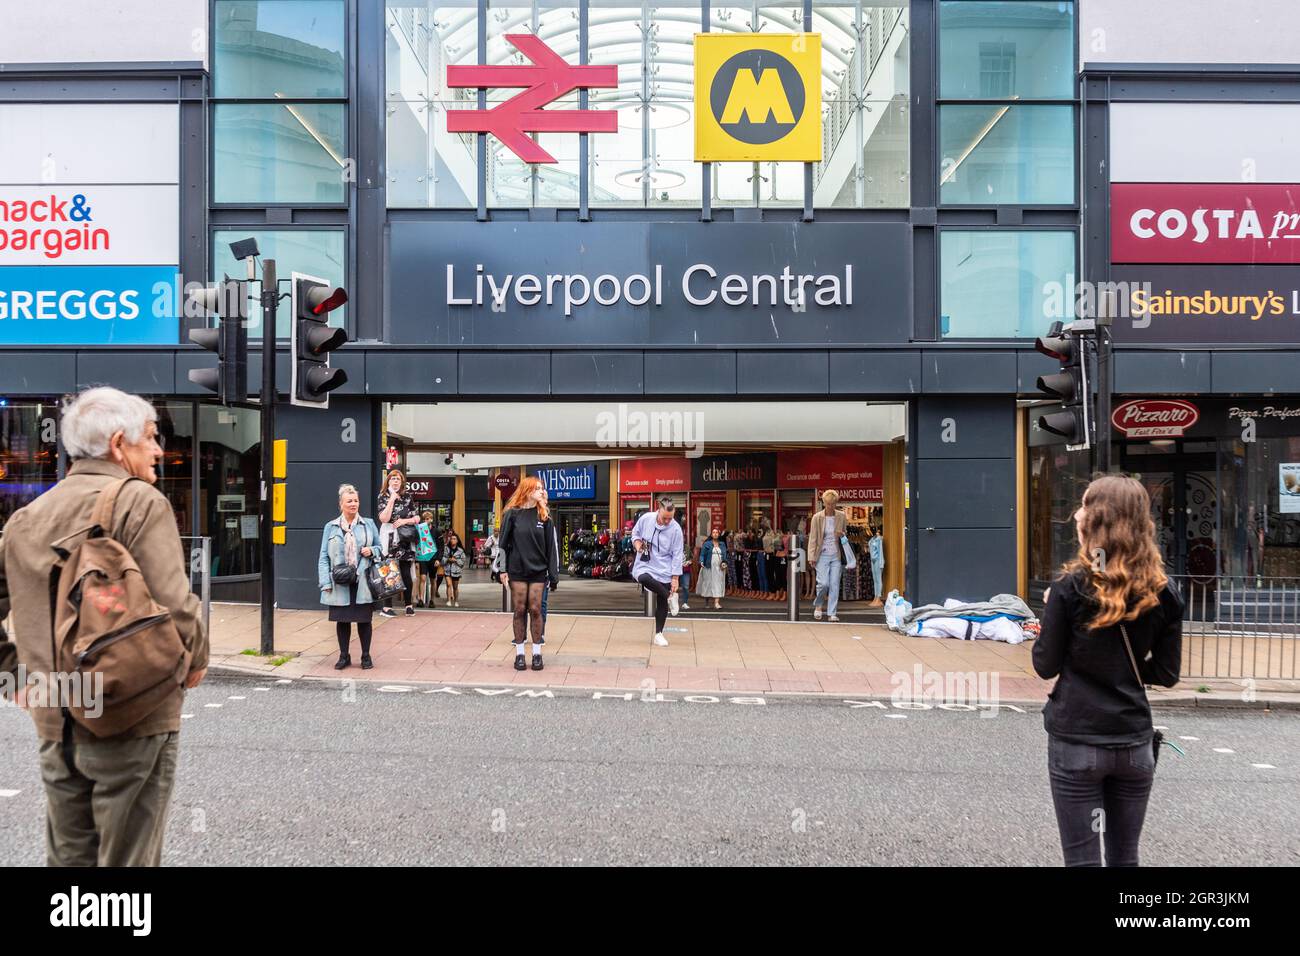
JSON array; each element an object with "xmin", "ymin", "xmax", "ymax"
[{"xmin": 0, "ymin": 104, "xmax": 180, "ymax": 345}]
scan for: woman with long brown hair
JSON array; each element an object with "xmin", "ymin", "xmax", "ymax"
[
  {"xmin": 494, "ymin": 476, "xmax": 560, "ymax": 671},
  {"xmin": 1033, "ymin": 474, "xmax": 1183, "ymax": 867},
  {"xmin": 377, "ymin": 468, "xmax": 420, "ymax": 617}
]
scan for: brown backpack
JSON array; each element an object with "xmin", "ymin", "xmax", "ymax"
[{"xmin": 52, "ymin": 477, "xmax": 191, "ymax": 738}]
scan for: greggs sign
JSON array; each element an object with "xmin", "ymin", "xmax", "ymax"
[
  {"xmin": 1112, "ymin": 183, "xmax": 1300, "ymax": 264},
  {"xmin": 1111, "ymin": 399, "xmax": 1200, "ymax": 438}
]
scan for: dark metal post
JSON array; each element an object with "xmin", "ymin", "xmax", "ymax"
[
  {"xmin": 259, "ymin": 258, "xmax": 277, "ymax": 655},
  {"xmin": 1096, "ymin": 291, "xmax": 1115, "ymax": 473}
]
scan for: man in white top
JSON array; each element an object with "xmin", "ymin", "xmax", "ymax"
[{"xmin": 631, "ymin": 497, "xmax": 685, "ymax": 646}]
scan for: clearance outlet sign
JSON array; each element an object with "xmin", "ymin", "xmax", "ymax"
[{"xmin": 694, "ymin": 33, "xmax": 821, "ymax": 162}]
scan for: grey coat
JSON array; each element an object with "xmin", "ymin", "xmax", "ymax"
[{"xmin": 318, "ymin": 515, "xmax": 382, "ymax": 606}]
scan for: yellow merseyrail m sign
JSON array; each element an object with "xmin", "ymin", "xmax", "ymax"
[{"xmin": 694, "ymin": 33, "xmax": 821, "ymax": 162}]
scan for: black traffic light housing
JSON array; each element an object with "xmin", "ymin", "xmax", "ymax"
[
  {"xmin": 1034, "ymin": 320, "xmax": 1092, "ymax": 450},
  {"xmin": 186, "ymin": 277, "xmax": 248, "ymax": 404},
  {"xmin": 291, "ymin": 272, "xmax": 349, "ymax": 408}
]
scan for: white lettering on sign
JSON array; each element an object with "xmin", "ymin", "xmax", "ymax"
[{"xmin": 446, "ymin": 262, "xmax": 852, "ymax": 315}]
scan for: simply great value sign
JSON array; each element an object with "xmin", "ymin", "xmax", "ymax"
[{"xmin": 694, "ymin": 33, "xmax": 822, "ymax": 162}]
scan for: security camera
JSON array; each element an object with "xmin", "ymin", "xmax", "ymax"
[{"xmin": 444, "ymin": 454, "xmax": 455, "ymax": 465}]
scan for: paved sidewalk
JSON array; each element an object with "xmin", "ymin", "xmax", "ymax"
[{"xmin": 204, "ymin": 603, "xmax": 1300, "ymax": 707}]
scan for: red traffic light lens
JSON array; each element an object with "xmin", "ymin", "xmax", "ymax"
[{"xmin": 311, "ymin": 287, "xmax": 349, "ymax": 316}]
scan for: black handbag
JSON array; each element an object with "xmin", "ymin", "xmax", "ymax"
[
  {"xmin": 397, "ymin": 523, "xmax": 419, "ymax": 547},
  {"xmin": 331, "ymin": 563, "xmax": 357, "ymax": 586}
]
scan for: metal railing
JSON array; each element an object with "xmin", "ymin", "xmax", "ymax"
[
  {"xmin": 181, "ymin": 536, "xmax": 212, "ymax": 639},
  {"xmin": 1169, "ymin": 574, "xmax": 1299, "ymax": 680}
]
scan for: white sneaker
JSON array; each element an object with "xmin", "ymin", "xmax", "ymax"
[
  {"xmin": 668, "ymin": 592, "xmax": 679, "ymax": 616},
  {"xmin": 828, "ymin": 615, "xmax": 839, "ymax": 623},
  {"xmin": 813, "ymin": 607, "xmax": 823, "ymax": 620},
  {"xmin": 653, "ymin": 633, "xmax": 669, "ymax": 647}
]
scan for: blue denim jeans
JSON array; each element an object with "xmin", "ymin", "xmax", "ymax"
[
  {"xmin": 1047, "ymin": 735, "xmax": 1155, "ymax": 867},
  {"xmin": 813, "ymin": 554, "xmax": 843, "ymax": 617}
]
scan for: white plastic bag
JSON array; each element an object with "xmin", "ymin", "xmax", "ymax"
[
  {"xmin": 883, "ymin": 589, "xmax": 912, "ymax": 632},
  {"xmin": 840, "ymin": 535, "xmax": 857, "ymax": 570}
]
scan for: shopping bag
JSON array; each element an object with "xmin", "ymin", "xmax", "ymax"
[
  {"xmin": 840, "ymin": 535, "xmax": 857, "ymax": 570},
  {"xmin": 367, "ymin": 556, "xmax": 405, "ymax": 601},
  {"xmin": 416, "ymin": 521, "xmax": 438, "ymax": 560}
]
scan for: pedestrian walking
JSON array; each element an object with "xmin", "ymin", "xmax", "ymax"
[
  {"xmin": 377, "ymin": 469, "xmax": 420, "ymax": 617},
  {"xmin": 442, "ymin": 531, "xmax": 466, "ymax": 607},
  {"xmin": 414, "ymin": 510, "xmax": 439, "ymax": 607},
  {"xmin": 631, "ymin": 497, "xmax": 684, "ymax": 647},
  {"xmin": 808, "ymin": 489, "xmax": 847, "ymax": 622},
  {"xmin": 697, "ymin": 526, "xmax": 728, "ymax": 610},
  {"xmin": 494, "ymin": 476, "xmax": 560, "ymax": 671},
  {"xmin": 1033, "ymin": 475, "xmax": 1183, "ymax": 867},
  {"xmin": 0, "ymin": 387, "xmax": 208, "ymax": 866},
  {"xmin": 319, "ymin": 484, "xmax": 381, "ymax": 670}
]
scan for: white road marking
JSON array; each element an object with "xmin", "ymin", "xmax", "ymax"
[
  {"xmin": 883, "ymin": 713, "xmax": 907, "ymax": 719},
  {"xmin": 204, "ymin": 703, "xmax": 222, "ymax": 709},
  {"xmin": 378, "ymin": 685, "xmax": 415, "ymax": 693},
  {"xmin": 1212, "ymin": 747, "xmax": 1234, "ymax": 754},
  {"xmin": 253, "ymin": 687, "xmax": 270, "ymax": 692},
  {"xmin": 1153, "ymin": 725, "xmax": 1168, "ymax": 731},
  {"xmin": 1179, "ymin": 735, "xmax": 1199, "ymax": 741},
  {"xmin": 228, "ymin": 696, "xmax": 246, "ymax": 701},
  {"xmin": 1252, "ymin": 763, "xmax": 1276, "ymax": 770},
  {"xmin": 181, "ymin": 714, "xmax": 194, "ymax": 719},
  {"xmin": 275, "ymin": 679, "xmax": 292, "ymax": 685},
  {"xmin": 0, "ymin": 789, "xmax": 20, "ymax": 798}
]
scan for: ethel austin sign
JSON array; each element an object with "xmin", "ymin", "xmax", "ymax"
[{"xmin": 388, "ymin": 220, "xmax": 910, "ymax": 346}]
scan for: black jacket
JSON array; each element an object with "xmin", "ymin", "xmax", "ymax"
[
  {"xmin": 499, "ymin": 507, "xmax": 560, "ymax": 587},
  {"xmin": 1033, "ymin": 569, "xmax": 1183, "ymax": 746}
]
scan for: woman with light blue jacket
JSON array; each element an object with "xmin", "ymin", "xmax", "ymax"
[{"xmin": 318, "ymin": 483, "xmax": 382, "ymax": 670}]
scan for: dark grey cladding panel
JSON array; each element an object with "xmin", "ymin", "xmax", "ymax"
[
  {"xmin": 1017, "ymin": 349, "xmax": 1058, "ymax": 394},
  {"xmin": 921, "ymin": 350, "xmax": 1018, "ymax": 393},
  {"xmin": 551, "ymin": 352, "xmax": 645, "ymax": 394},
  {"xmin": 916, "ymin": 395, "xmax": 1016, "ymax": 459},
  {"xmin": 1114, "ymin": 351, "xmax": 1211, "ymax": 394},
  {"xmin": 0, "ymin": 352, "xmax": 76, "ymax": 394},
  {"xmin": 275, "ymin": 397, "xmax": 373, "ymax": 464},
  {"xmin": 915, "ymin": 457, "xmax": 1016, "ymax": 529},
  {"xmin": 917, "ymin": 529, "xmax": 1016, "ymax": 606},
  {"xmin": 363, "ymin": 351, "xmax": 459, "ymax": 396},
  {"xmin": 829, "ymin": 351, "xmax": 922, "ymax": 394},
  {"xmin": 276, "ymin": 528, "xmax": 329, "ymax": 610},
  {"xmin": 737, "ymin": 352, "xmax": 828, "ymax": 394},
  {"xmin": 643, "ymin": 351, "xmax": 737, "ymax": 395},
  {"xmin": 1211, "ymin": 351, "xmax": 1300, "ymax": 394},
  {"xmin": 76, "ymin": 351, "xmax": 175, "ymax": 394},
  {"xmin": 458, "ymin": 352, "xmax": 551, "ymax": 394},
  {"xmin": 283, "ymin": 454, "xmax": 375, "ymax": 527}
]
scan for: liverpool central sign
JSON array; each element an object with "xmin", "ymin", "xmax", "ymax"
[{"xmin": 446, "ymin": 34, "xmax": 618, "ymax": 164}]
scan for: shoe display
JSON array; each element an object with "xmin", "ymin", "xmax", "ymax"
[
  {"xmin": 361, "ymin": 654, "xmax": 374, "ymax": 670},
  {"xmin": 531, "ymin": 654, "xmax": 544, "ymax": 671},
  {"xmin": 334, "ymin": 654, "xmax": 351, "ymax": 670}
]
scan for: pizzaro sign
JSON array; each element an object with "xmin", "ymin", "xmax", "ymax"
[
  {"xmin": 1111, "ymin": 399, "xmax": 1200, "ymax": 438},
  {"xmin": 1112, "ymin": 183, "xmax": 1300, "ymax": 264}
]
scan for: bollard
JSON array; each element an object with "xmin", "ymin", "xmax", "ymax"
[
  {"xmin": 502, "ymin": 580, "xmax": 513, "ymax": 613},
  {"xmin": 787, "ymin": 547, "xmax": 806, "ymax": 622}
]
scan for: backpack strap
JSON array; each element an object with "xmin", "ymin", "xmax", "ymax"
[{"xmin": 90, "ymin": 477, "xmax": 137, "ymax": 534}]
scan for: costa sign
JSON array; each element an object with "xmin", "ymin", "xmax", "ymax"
[
  {"xmin": 1112, "ymin": 399, "xmax": 1200, "ymax": 438},
  {"xmin": 1112, "ymin": 184, "xmax": 1300, "ymax": 263},
  {"xmin": 446, "ymin": 34, "xmax": 617, "ymax": 164}
]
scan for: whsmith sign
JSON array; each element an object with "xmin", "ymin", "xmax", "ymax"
[{"xmin": 388, "ymin": 220, "xmax": 910, "ymax": 346}]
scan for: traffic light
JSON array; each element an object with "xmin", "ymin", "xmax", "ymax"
[
  {"xmin": 1035, "ymin": 320, "xmax": 1091, "ymax": 450},
  {"xmin": 186, "ymin": 277, "xmax": 248, "ymax": 404},
  {"xmin": 291, "ymin": 272, "xmax": 349, "ymax": 409}
]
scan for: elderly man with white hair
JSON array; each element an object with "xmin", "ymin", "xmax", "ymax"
[{"xmin": 0, "ymin": 386, "xmax": 207, "ymax": 866}]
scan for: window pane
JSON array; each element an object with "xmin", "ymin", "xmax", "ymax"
[
  {"xmin": 0, "ymin": 402, "xmax": 59, "ymax": 531},
  {"xmin": 214, "ymin": 0, "xmax": 346, "ymax": 98},
  {"xmin": 814, "ymin": 1, "xmax": 910, "ymax": 208},
  {"xmin": 198, "ymin": 404, "xmax": 262, "ymax": 579},
  {"xmin": 213, "ymin": 103, "xmax": 347, "ymax": 204},
  {"xmin": 213, "ymin": 229, "xmax": 346, "ymax": 337},
  {"xmin": 939, "ymin": 0, "xmax": 1074, "ymax": 99},
  {"xmin": 939, "ymin": 103, "xmax": 1073, "ymax": 204},
  {"xmin": 939, "ymin": 230, "xmax": 1074, "ymax": 338},
  {"xmin": 155, "ymin": 403, "xmax": 195, "ymax": 537},
  {"xmin": 386, "ymin": 2, "xmax": 480, "ymax": 207}
]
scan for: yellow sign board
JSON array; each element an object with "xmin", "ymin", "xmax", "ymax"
[
  {"xmin": 694, "ymin": 33, "xmax": 822, "ymax": 162},
  {"xmin": 272, "ymin": 526, "xmax": 286, "ymax": 546},
  {"xmin": 273, "ymin": 439, "xmax": 288, "ymax": 479},
  {"xmin": 272, "ymin": 483, "xmax": 286, "ymax": 523}
]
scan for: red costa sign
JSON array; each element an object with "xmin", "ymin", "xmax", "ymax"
[
  {"xmin": 446, "ymin": 34, "xmax": 618, "ymax": 164},
  {"xmin": 617, "ymin": 456, "xmax": 690, "ymax": 494},
  {"xmin": 1111, "ymin": 399, "xmax": 1200, "ymax": 438},
  {"xmin": 1111, "ymin": 183, "xmax": 1300, "ymax": 264}
]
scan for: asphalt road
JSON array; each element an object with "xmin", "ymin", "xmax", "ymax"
[{"xmin": 0, "ymin": 675, "xmax": 1296, "ymax": 866}]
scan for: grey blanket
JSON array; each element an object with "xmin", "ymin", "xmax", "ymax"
[{"xmin": 903, "ymin": 593, "xmax": 1036, "ymax": 626}]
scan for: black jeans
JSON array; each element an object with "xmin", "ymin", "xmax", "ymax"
[
  {"xmin": 1047, "ymin": 735, "xmax": 1155, "ymax": 867},
  {"xmin": 640, "ymin": 575, "xmax": 672, "ymax": 632}
]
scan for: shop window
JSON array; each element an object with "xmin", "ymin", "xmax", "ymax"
[
  {"xmin": 0, "ymin": 401, "xmax": 59, "ymax": 532},
  {"xmin": 938, "ymin": 104, "xmax": 1074, "ymax": 205},
  {"xmin": 212, "ymin": 229, "xmax": 346, "ymax": 337},
  {"xmin": 154, "ymin": 403, "xmax": 196, "ymax": 538},
  {"xmin": 939, "ymin": 229, "xmax": 1075, "ymax": 338},
  {"xmin": 938, "ymin": 1, "xmax": 1074, "ymax": 100},
  {"xmin": 213, "ymin": 0, "xmax": 346, "ymax": 98},
  {"xmin": 1220, "ymin": 437, "xmax": 1300, "ymax": 579},
  {"xmin": 1028, "ymin": 442, "xmax": 1091, "ymax": 585},
  {"xmin": 197, "ymin": 405, "xmax": 262, "ymax": 579},
  {"xmin": 213, "ymin": 103, "xmax": 348, "ymax": 204}
]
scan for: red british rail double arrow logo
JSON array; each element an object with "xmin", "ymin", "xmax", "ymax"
[{"xmin": 446, "ymin": 34, "xmax": 618, "ymax": 164}]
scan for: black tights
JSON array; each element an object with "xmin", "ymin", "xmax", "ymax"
[
  {"xmin": 641, "ymin": 576, "xmax": 672, "ymax": 632},
  {"xmin": 511, "ymin": 581, "xmax": 546, "ymax": 644},
  {"xmin": 336, "ymin": 621, "xmax": 373, "ymax": 656}
]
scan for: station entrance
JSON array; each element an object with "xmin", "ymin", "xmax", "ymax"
[{"xmin": 380, "ymin": 401, "xmax": 907, "ymax": 623}]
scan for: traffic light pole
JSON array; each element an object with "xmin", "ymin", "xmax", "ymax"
[
  {"xmin": 259, "ymin": 258, "xmax": 278, "ymax": 656},
  {"xmin": 1095, "ymin": 325, "xmax": 1113, "ymax": 474}
]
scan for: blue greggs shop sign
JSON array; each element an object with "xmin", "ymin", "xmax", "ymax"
[
  {"xmin": 0, "ymin": 265, "xmax": 179, "ymax": 345},
  {"xmin": 535, "ymin": 465, "xmax": 596, "ymax": 500}
]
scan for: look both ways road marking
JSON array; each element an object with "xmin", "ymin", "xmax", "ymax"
[{"xmin": 368, "ymin": 684, "xmax": 1029, "ymax": 715}]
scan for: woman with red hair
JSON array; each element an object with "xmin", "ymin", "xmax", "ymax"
[{"xmin": 494, "ymin": 476, "xmax": 560, "ymax": 671}]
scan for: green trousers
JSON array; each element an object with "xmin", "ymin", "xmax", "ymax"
[{"xmin": 37, "ymin": 731, "xmax": 179, "ymax": 867}]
